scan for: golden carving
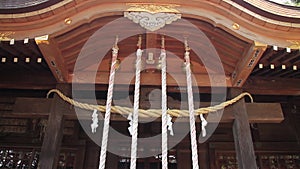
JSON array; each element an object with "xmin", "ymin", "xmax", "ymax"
[
  {"xmin": 35, "ymin": 35, "xmax": 49, "ymax": 45},
  {"xmin": 232, "ymin": 23, "xmax": 240, "ymax": 30},
  {"xmin": 0, "ymin": 31, "xmax": 15, "ymax": 41},
  {"xmin": 287, "ymin": 40, "xmax": 300, "ymax": 50},
  {"xmin": 35, "ymin": 40, "xmax": 50, "ymax": 45},
  {"xmin": 254, "ymin": 41, "xmax": 268, "ymax": 48},
  {"xmin": 126, "ymin": 3, "xmax": 180, "ymax": 14}
]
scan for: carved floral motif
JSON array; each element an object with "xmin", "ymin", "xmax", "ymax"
[{"xmin": 124, "ymin": 11, "xmax": 181, "ymax": 31}]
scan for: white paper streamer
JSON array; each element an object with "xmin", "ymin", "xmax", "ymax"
[
  {"xmin": 167, "ymin": 114, "xmax": 174, "ymax": 136},
  {"xmin": 128, "ymin": 113, "xmax": 133, "ymax": 136},
  {"xmin": 91, "ymin": 109, "xmax": 99, "ymax": 133},
  {"xmin": 200, "ymin": 114, "xmax": 207, "ymax": 137}
]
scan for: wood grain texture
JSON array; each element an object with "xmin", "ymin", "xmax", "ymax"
[
  {"xmin": 11, "ymin": 97, "xmax": 284, "ymax": 123},
  {"xmin": 230, "ymin": 88, "xmax": 257, "ymax": 169},
  {"xmin": 39, "ymin": 84, "xmax": 70, "ymax": 169}
]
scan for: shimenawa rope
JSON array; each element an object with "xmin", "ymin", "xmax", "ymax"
[{"xmin": 46, "ymin": 89, "xmax": 253, "ymax": 118}]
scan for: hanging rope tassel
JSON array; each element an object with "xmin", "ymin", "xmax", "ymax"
[
  {"xmin": 98, "ymin": 36, "xmax": 119, "ymax": 169},
  {"xmin": 184, "ymin": 39, "xmax": 200, "ymax": 169},
  {"xmin": 160, "ymin": 36, "xmax": 168, "ymax": 169},
  {"xmin": 130, "ymin": 35, "xmax": 143, "ymax": 169}
]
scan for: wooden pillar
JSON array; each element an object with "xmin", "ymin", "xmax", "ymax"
[
  {"xmin": 177, "ymin": 149, "xmax": 192, "ymax": 169},
  {"xmin": 286, "ymin": 97, "xmax": 300, "ymax": 143},
  {"xmin": 75, "ymin": 145, "xmax": 86, "ymax": 169},
  {"xmin": 39, "ymin": 84, "xmax": 70, "ymax": 169},
  {"xmin": 106, "ymin": 152, "xmax": 119, "ymax": 169},
  {"xmin": 83, "ymin": 142, "xmax": 100, "ymax": 169},
  {"xmin": 199, "ymin": 144, "xmax": 209, "ymax": 169},
  {"xmin": 230, "ymin": 88, "xmax": 257, "ymax": 169}
]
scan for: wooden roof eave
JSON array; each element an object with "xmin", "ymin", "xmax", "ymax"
[{"xmin": 0, "ymin": 0, "xmax": 299, "ymax": 48}]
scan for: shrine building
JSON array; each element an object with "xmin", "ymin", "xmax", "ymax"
[{"xmin": 0, "ymin": 0, "xmax": 300, "ymax": 169}]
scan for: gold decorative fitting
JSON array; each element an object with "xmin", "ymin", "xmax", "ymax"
[
  {"xmin": 287, "ymin": 40, "xmax": 300, "ymax": 50},
  {"xmin": 126, "ymin": 3, "xmax": 180, "ymax": 14},
  {"xmin": 35, "ymin": 35, "xmax": 49, "ymax": 45},
  {"xmin": 232, "ymin": 23, "xmax": 240, "ymax": 30},
  {"xmin": 254, "ymin": 41, "xmax": 268, "ymax": 48},
  {"xmin": 35, "ymin": 40, "xmax": 49, "ymax": 45},
  {"xmin": 110, "ymin": 59, "xmax": 121, "ymax": 71},
  {"xmin": 64, "ymin": 18, "xmax": 72, "ymax": 25},
  {"xmin": 0, "ymin": 32, "xmax": 15, "ymax": 41}
]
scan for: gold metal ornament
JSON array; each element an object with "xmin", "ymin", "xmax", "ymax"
[
  {"xmin": 126, "ymin": 3, "xmax": 180, "ymax": 14},
  {"xmin": 0, "ymin": 31, "xmax": 15, "ymax": 41}
]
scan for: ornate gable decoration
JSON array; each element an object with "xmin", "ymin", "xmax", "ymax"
[
  {"xmin": 124, "ymin": 4, "xmax": 181, "ymax": 31},
  {"xmin": 0, "ymin": 32, "xmax": 15, "ymax": 41}
]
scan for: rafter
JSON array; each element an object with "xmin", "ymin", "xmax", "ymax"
[
  {"xmin": 35, "ymin": 37, "xmax": 69, "ymax": 82},
  {"xmin": 232, "ymin": 42, "xmax": 267, "ymax": 87}
]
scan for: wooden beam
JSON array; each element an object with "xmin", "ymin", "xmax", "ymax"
[
  {"xmin": 0, "ymin": 63, "xmax": 298, "ymax": 96},
  {"xmin": 243, "ymin": 76, "xmax": 300, "ymax": 95},
  {"xmin": 146, "ymin": 32, "xmax": 158, "ymax": 49},
  {"xmin": 13, "ymin": 98, "xmax": 52, "ymax": 116},
  {"xmin": 76, "ymin": 84, "xmax": 225, "ymax": 94},
  {"xmin": 39, "ymin": 84, "xmax": 70, "ymax": 169},
  {"xmin": 245, "ymin": 103, "xmax": 283, "ymax": 123},
  {"xmin": 11, "ymin": 97, "xmax": 284, "ymax": 123},
  {"xmin": 36, "ymin": 37, "xmax": 69, "ymax": 82},
  {"xmin": 70, "ymin": 71, "xmax": 232, "ymax": 87},
  {"xmin": 0, "ymin": 71, "xmax": 56, "ymax": 90},
  {"xmin": 230, "ymin": 88, "xmax": 257, "ymax": 169},
  {"xmin": 232, "ymin": 42, "xmax": 267, "ymax": 87},
  {"xmin": 83, "ymin": 53, "xmax": 212, "ymax": 74}
]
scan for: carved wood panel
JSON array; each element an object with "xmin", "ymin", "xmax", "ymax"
[
  {"xmin": 0, "ymin": 147, "xmax": 83, "ymax": 169},
  {"xmin": 214, "ymin": 152, "xmax": 300, "ymax": 169}
]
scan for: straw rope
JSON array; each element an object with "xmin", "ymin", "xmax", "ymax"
[{"xmin": 47, "ymin": 89, "xmax": 253, "ymax": 118}]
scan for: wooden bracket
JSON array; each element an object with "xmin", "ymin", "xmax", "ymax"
[{"xmin": 232, "ymin": 42, "xmax": 267, "ymax": 87}]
